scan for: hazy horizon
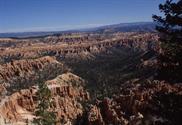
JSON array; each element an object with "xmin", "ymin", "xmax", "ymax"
[{"xmin": 0, "ymin": 21, "xmax": 154, "ymax": 34}]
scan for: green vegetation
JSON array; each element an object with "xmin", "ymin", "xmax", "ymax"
[
  {"xmin": 33, "ymin": 81, "xmax": 56, "ymax": 125},
  {"xmin": 153, "ymin": 0, "xmax": 182, "ymax": 82}
]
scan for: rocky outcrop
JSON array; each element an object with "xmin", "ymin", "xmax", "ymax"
[
  {"xmin": 1, "ymin": 79, "xmax": 181, "ymax": 125},
  {"xmin": 87, "ymin": 105, "xmax": 104, "ymax": 125},
  {"xmin": 0, "ymin": 33, "xmax": 158, "ymax": 63},
  {"xmin": 2, "ymin": 32, "xmax": 181, "ymax": 125},
  {"xmin": 0, "ymin": 72, "xmax": 89, "ymax": 125},
  {"xmin": 0, "ymin": 56, "xmax": 57, "ymax": 81},
  {"xmin": 85, "ymin": 81, "xmax": 182, "ymax": 125},
  {"xmin": 0, "ymin": 56, "xmax": 68, "ymax": 94}
]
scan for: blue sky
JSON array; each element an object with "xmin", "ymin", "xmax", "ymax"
[{"xmin": 0, "ymin": 0, "xmax": 165, "ymax": 33}]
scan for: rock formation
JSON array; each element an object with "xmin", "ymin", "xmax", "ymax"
[
  {"xmin": 84, "ymin": 81, "xmax": 182, "ymax": 125},
  {"xmin": 0, "ymin": 32, "xmax": 181, "ymax": 125},
  {"xmin": 0, "ymin": 33, "xmax": 158, "ymax": 63},
  {"xmin": 0, "ymin": 56, "xmax": 68, "ymax": 95},
  {"xmin": 0, "ymin": 72, "xmax": 89, "ymax": 125}
]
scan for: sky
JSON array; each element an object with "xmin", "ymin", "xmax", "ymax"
[{"xmin": 0, "ymin": 0, "xmax": 165, "ymax": 33}]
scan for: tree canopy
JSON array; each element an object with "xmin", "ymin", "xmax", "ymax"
[
  {"xmin": 153, "ymin": 0, "xmax": 182, "ymax": 82},
  {"xmin": 33, "ymin": 81, "xmax": 56, "ymax": 125}
]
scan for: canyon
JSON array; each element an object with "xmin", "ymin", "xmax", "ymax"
[{"xmin": 0, "ymin": 32, "xmax": 181, "ymax": 125}]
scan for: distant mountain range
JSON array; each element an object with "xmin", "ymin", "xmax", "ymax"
[
  {"xmin": 0, "ymin": 22, "xmax": 156, "ymax": 38},
  {"xmin": 92, "ymin": 22, "xmax": 156, "ymax": 33}
]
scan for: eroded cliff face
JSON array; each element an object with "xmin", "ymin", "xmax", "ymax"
[
  {"xmin": 84, "ymin": 81, "xmax": 182, "ymax": 125},
  {"xmin": 0, "ymin": 33, "xmax": 158, "ymax": 63},
  {"xmin": 5, "ymin": 76, "xmax": 182, "ymax": 125},
  {"xmin": 0, "ymin": 56, "xmax": 58, "ymax": 81},
  {"xmin": 0, "ymin": 72, "xmax": 89, "ymax": 125},
  {"xmin": 0, "ymin": 56, "xmax": 68, "ymax": 95},
  {"xmin": 0, "ymin": 32, "xmax": 181, "ymax": 125}
]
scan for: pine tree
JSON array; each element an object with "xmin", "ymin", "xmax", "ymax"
[
  {"xmin": 33, "ymin": 81, "xmax": 56, "ymax": 125},
  {"xmin": 152, "ymin": 0, "xmax": 182, "ymax": 82}
]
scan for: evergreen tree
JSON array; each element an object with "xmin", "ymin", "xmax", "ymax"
[
  {"xmin": 33, "ymin": 81, "xmax": 56, "ymax": 125},
  {"xmin": 152, "ymin": 0, "xmax": 182, "ymax": 82}
]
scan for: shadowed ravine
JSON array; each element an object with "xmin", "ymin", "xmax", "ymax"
[{"xmin": 0, "ymin": 32, "xmax": 181, "ymax": 125}]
